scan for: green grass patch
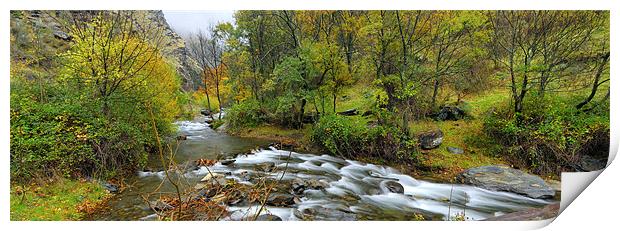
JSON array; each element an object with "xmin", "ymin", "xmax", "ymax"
[
  {"xmin": 408, "ymin": 89, "xmax": 511, "ymax": 180},
  {"xmin": 10, "ymin": 179, "xmax": 109, "ymax": 221},
  {"xmin": 336, "ymin": 83, "xmax": 378, "ymax": 113}
]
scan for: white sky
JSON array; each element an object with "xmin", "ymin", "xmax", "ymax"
[{"xmin": 163, "ymin": 10, "xmax": 235, "ymax": 38}]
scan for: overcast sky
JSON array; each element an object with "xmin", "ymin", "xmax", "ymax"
[{"xmin": 163, "ymin": 10, "xmax": 235, "ymax": 38}]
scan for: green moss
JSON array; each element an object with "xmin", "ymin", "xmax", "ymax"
[{"xmin": 10, "ymin": 179, "xmax": 108, "ymax": 221}]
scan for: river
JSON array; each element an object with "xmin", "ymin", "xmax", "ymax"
[{"xmin": 92, "ymin": 116, "xmax": 555, "ymax": 221}]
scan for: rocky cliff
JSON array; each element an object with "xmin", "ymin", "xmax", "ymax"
[{"xmin": 10, "ymin": 10, "xmax": 200, "ymax": 91}]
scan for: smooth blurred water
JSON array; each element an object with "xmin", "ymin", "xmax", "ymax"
[{"xmin": 92, "ymin": 116, "xmax": 555, "ymax": 221}]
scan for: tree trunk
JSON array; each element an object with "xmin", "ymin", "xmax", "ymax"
[
  {"xmin": 577, "ymin": 52, "xmax": 610, "ymax": 110},
  {"xmin": 299, "ymin": 98, "xmax": 306, "ymax": 128},
  {"xmin": 431, "ymin": 76, "xmax": 440, "ymax": 110},
  {"xmin": 204, "ymin": 75, "xmax": 213, "ymax": 120},
  {"xmin": 332, "ymin": 93, "xmax": 337, "ymax": 114}
]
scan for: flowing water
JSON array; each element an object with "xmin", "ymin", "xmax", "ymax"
[{"xmin": 93, "ymin": 116, "xmax": 555, "ymax": 221}]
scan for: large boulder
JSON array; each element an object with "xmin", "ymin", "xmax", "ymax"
[
  {"xmin": 456, "ymin": 165, "xmax": 555, "ymax": 199},
  {"xmin": 436, "ymin": 105, "xmax": 465, "ymax": 121},
  {"xmin": 484, "ymin": 203, "xmax": 560, "ymax": 221},
  {"xmin": 577, "ymin": 155, "xmax": 607, "ymax": 172},
  {"xmin": 418, "ymin": 129, "xmax": 443, "ymax": 150}
]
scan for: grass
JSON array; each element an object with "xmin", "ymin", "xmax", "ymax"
[
  {"xmin": 305, "ymin": 81, "xmax": 378, "ymax": 115},
  {"xmin": 335, "ymin": 82, "xmax": 378, "ymax": 113},
  {"xmin": 228, "ymin": 85, "xmax": 516, "ymax": 181},
  {"xmin": 408, "ymin": 88, "xmax": 511, "ymax": 181},
  {"xmin": 232, "ymin": 124, "xmax": 319, "ymax": 152},
  {"xmin": 10, "ymin": 178, "xmax": 109, "ymax": 221}
]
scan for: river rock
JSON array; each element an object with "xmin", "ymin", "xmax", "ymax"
[
  {"xmin": 456, "ymin": 165, "xmax": 555, "ymax": 199},
  {"xmin": 220, "ymin": 159, "xmax": 236, "ymax": 166},
  {"xmin": 200, "ymin": 109, "xmax": 212, "ymax": 116},
  {"xmin": 291, "ymin": 178, "xmax": 327, "ymax": 194},
  {"xmin": 484, "ymin": 203, "xmax": 560, "ymax": 221},
  {"xmin": 266, "ymin": 193, "xmax": 297, "ymax": 206},
  {"xmin": 176, "ymin": 135, "xmax": 187, "ymax": 140},
  {"xmin": 195, "ymin": 188, "xmax": 218, "ymax": 201},
  {"xmin": 418, "ymin": 129, "xmax": 443, "ymax": 150},
  {"xmin": 256, "ymin": 162, "xmax": 276, "ymax": 172},
  {"xmin": 139, "ymin": 214, "xmax": 159, "ymax": 221},
  {"xmin": 201, "ymin": 172, "xmax": 225, "ymax": 182},
  {"xmin": 577, "ymin": 155, "xmax": 607, "ymax": 171},
  {"xmin": 447, "ymin": 146, "xmax": 464, "ymax": 154},
  {"xmin": 383, "ymin": 181, "xmax": 405, "ymax": 194},
  {"xmin": 255, "ymin": 214, "xmax": 282, "ymax": 221},
  {"xmin": 294, "ymin": 207, "xmax": 357, "ymax": 221},
  {"xmin": 102, "ymin": 182, "xmax": 119, "ymax": 193}
]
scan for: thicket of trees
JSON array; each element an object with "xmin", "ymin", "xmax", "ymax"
[
  {"xmin": 9, "ymin": 10, "xmax": 610, "ymax": 181},
  {"xmin": 10, "ymin": 11, "xmax": 182, "ymax": 181},
  {"xmin": 193, "ymin": 11, "xmax": 511, "ymax": 128},
  {"xmin": 192, "ymin": 10, "xmax": 609, "ymax": 174}
]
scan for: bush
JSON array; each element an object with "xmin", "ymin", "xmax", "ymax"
[
  {"xmin": 225, "ymin": 99, "xmax": 266, "ymax": 131},
  {"xmin": 484, "ymin": 95, "xmax": 609, "ymax": 175},
  {"xmin": 311, "ymin": 114, "xmax": 366, "ymax": 157},
  {"xmin": 10, "ymin": 99, "xmax": 96, "ymax": 180},
  {"xmin": 9, "ymin": 86, "xmax": 154, "ymax": 181},
  {"xmin": 311, "ymin": 114, "xmax": 417, "ymax": 162},
  {"xmin": 10, "ymin": 13, "xmax": 182, "ymax": 182}
]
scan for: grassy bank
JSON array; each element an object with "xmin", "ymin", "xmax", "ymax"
[
  {"xmin": 223, "ymin": 87, "xmax": 562, "ymax": 182},
  {"xmin": 10, "ymin": 179, "xmax": 109, "ymax": 221},
  {"xmin": 407, "ymin": 89, "xmax": 510, "ymax": 181}
]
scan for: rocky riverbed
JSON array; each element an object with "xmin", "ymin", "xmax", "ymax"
[{"xmin": 93, "ymin": 117, "xmax": 559, "ymax": 221}]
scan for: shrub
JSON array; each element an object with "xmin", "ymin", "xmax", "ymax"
[
  {"xmin": 484, "ymin": 95, "xmax": 609, "ymax": 175},
  {"xmin": 311, "ymin": 114, "xmax": 366, "ymax": 157},
  {"xmin": 225, "ymin": 99, "xmax": 266, "ymax": 131},
  {"xmin": 311, "ymin": 114, "xmax": 417, "ymax": 162},
  {"xmin": 10, "ymin": 13, "xmax": 182, "ymax": 182}
]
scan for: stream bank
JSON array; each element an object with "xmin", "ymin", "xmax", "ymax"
[{"xmin": 90, "ymin": 116, "xmax": 559, "ymax": 221}]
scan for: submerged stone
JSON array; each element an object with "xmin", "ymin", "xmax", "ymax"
[
  {"xmin": 255, "ymin": 214, "xmax": 282, "ymax": 221},
  {"xmin": 266, "ymin": 193, "xmax": 297, "ymax": 206},
  {"xmin": 220, "ymin": 159, "xmax": 236, "ymax": 165},
  {"xmin": 383, "ymin": 180, "xmax": 405, "ymax": 194},
  {"xmin": 294, "ymin": 207, "xmax": 357, "ymax": 221}
]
